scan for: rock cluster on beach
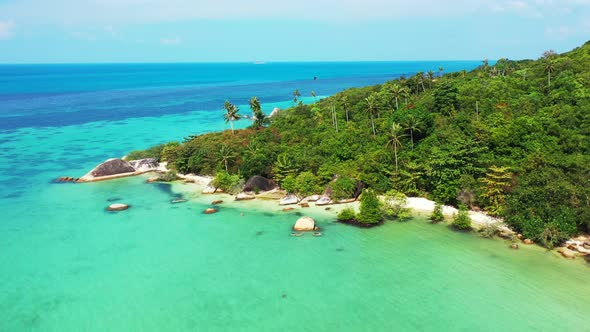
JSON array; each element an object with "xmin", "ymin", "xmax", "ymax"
[
  {"xmin": 55, "ymin": 176, "xmax": 78, "ymax": 183},
  {"xmin": 128, "ymin": 158, "xmax": 159, "ymax": 172},
  {"xmin": 243, "ymin": 176, "xmax": 277, "ymax": 192},
  {"xmin": 77, "ymin": 158, "xmax": 159, "ymax": 182},
  {"xmin": 557, "ymin": 236, "xmax": 590, "ymax": 259}
]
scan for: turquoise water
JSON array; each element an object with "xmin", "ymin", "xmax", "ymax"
[{"xmin": 1, "ymin": 62, "xmax": 589, "ymax": 331}]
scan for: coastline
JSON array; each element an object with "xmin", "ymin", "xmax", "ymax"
[
  {"xmin": 152, "ymin": 171, "xmax": 589, "ymax": 262},
  {"xmin": 164, "ymin": 171, "xmax": 502, "ymax": 229}
]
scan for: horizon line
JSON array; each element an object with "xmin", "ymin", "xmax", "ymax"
[{"xmin": 0, "ymin": 59, "xmax": 499, "ymax": 66}]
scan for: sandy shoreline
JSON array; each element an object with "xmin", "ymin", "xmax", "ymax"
[{"xmin": 165, "ymin": 173, "xmax": 502, "ymax": 230}]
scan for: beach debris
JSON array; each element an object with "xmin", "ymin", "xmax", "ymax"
[
  {"xmin": 107, "ymin": 203, "xmax": 130, "ymax": 211},
  {"xmin": 204, "ymin": 208, "xmax": 218, "ymax": 214},
  {"xmin": 523, "ymin": 239, "xmax": 534, "ymax": 245},
  {"xmin": 235, "ymin": 192, "xmax": 256, "ymax": 201},
  {"xmin": 510, "ymin": 243, "xmax": 519, "ymax": 250},
  {"xmin": 211, "ymin": 200, "xmax": 223, "ymax": 205},
  {"xmin": 280, "ymin": 194, "xmax": 299, "ymax": 206},
  {"xmin": 293, "ymin": 216, "xmax": 315, "ymax": 231},
  {"xmin": 170, "ymin": 198, "xmax": 187, "ymax": 204}
]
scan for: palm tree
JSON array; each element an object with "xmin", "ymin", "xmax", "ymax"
[
  {"xmin": 404, "ymin": 115, "xmax": 423, "ymax": 149},
  {"xmin": 311, "ymin": 91, "xmax": 317, "ymax": 101},
  {"xmin": 416, "ymin": 72, "xmax": 426, "ymax": 92},
  {"xmin": 293, "ymin": 89, "xmax": 301, "ymax": 104},
  {"xmin": 249, "ymin": 96, "xmax": 267, "ymax": 129},
  {"xmin": 223, "ymin": 100, "xmax": 241, "ymax": 134},
  {"xmin": 461, "ymin": 69, "xmax": 467, "ymax": 78},
  {"xmin": 400, "ymin": 86, "xmax": 410, "ymax": 105},
  {"xmin": 427, "ymin": 70, "xmax": 435, "ymax": 89},
  {"xmin": 331, "ymin": 103, "xmax": 338, "ymax": 132},
  {"xmin": 438, "ymin": 67, "xmax": 444, "ymax": 78},
  {"xmin": 364, "ymin": 94, "xmax": 378, "ymax": 136},
  {"xmin": 341, "ymin": 95, "xmax": 350, "ymax": 122},
  {"xmin": 386, "ymin": 122, "xmax": 405, "ymax": 173},
  {"xmin": 543, "ymin": 50, "xmax": 556, "ymax": 89},
  {"xmin": 217, "ymin": 144, "xmax": 235, "ymax": 172},
  {"xmin": 390, "ymin": 83, "xmax": 402, "ymax": 110}
]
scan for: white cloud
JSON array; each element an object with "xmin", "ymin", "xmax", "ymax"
[
  {"xmin": 0, "ymin": 0, "xmax": 490, "ymax": 25},
  {"xmin": 0, "ymin": 20, "xmax": 15, "ymax": 40},
  {"xmin": 160, "ymin": 36, "xmax": 182, "ymax": 45}
]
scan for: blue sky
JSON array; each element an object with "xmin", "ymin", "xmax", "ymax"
[{"xmin": 0, "ymin": 0, "xmax": 589, "ymax": 63}]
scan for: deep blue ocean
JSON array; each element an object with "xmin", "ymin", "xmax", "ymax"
[{"xmin": 9, "ymin": 61, "xmax": 590, "ymax": 331}]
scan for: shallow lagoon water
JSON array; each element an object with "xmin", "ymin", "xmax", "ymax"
[
  {"xmin": 2, "ymin": 176, "xmax": 589, "ymax": 331},
  {"xmin": 1, "ymin": 62, "xmax": 589, "ymax": 331}
]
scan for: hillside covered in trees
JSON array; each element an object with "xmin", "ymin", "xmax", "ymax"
[{"xmin": 128, "ymin": 41, "xmax": 590, "ymax": 247}]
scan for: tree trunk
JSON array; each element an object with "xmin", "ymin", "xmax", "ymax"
[
  {"xmin": 345, "ymin": 109, "xmax": 349, "ymax": 122},
  {"xmin": 548, "ymin": 72, "xmax": 551, "ymax": 89},
  {"xmin": 371, "ymin": 114, "xmax": 376, "ymax": 136},
  {"xmin": 395, "ymin": 97, "xmax": 399, "ymax": 110},
  {"xmin": 410, "ymin": 129, "xmax": 414, "ymax": 149},
  {"xmin": 394, "ymin": 145, "xmax": 398, "ymax": 173},
  {"xmin": 224, "ymin": 159, "xmax": 228, "ymax": 172},
  {"xmin": 230, "ymin": 120, "xmax": 234, "ymax": 134}
]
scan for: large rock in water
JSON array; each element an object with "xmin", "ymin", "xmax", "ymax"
[
  {"xmin": 243, "ymin": 176, "xmax": 277, "ymax": 192},
  {"xmin": 107, "ymin": 203, "xmax": 129, "ymax": 211},
  {"xmin": 79, "ymin": 159, "xmax": 136, "ymax": 182},
  {"xmin": 128, "ymin": 158, "xmax": 159, "ymax": 172},
  {"xmin": 293, "ymin": 216, "xmax": 315, "ymax": 231}
]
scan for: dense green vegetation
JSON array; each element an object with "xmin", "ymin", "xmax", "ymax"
[
  {"xmin": 452, "ymin": 206, "xmax": 473, "ymax": 231},
  {"xmin": 129, "ymin": 41, "xmax": 590, "ymax": 247}
]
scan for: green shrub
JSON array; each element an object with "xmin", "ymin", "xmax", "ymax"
[
  {"xmin": 479, "ymin": 223, "xmax": 499, "ymax": 238},
  {"xmin": 160, "ymin": 142, "xmax": 181, "ymax": 162},
  {"xmin": 357, "ymin": 189, "xmax": 383, "ymax": 224},
  {"xmin": 337, "ymin": 207, "xmax": 357, "ymax": 222},
  {"xmin": 331, "ymin": 177, "xmax": 357, "ymax": 201},
  {"xmin": 281, "ymin": 175, "xmax": 297, "ymax": 193},
  {"xmin": 212, "ymin": 171, "xmax": 244, "ymax": 194},
  {"xmin": 126, "ymin": 144, "xmax": 165, "ymax": 161},
  {"xmin": 156, "ymin": 171, "xmax": 178, "ymax": 182},
  {"xmin": 430, "ymin": 202, "xmax": 445, "ymax": 223},
  {"xmin": 295, "ymin": 171, "xmax": 321, "ymax": 196},
  {"xmin": 382, "ymin": 190, "xmax": 412, "ymax": 221},
  {"xmin": 452, "ymin": 206, "xmax": 472, "ymax": 231}
]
